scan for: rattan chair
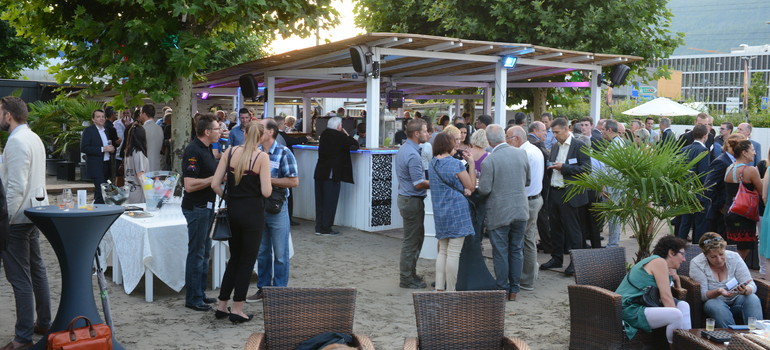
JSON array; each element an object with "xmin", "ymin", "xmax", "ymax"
[
  {"xmin": 679, "ymin": 245, "xmax": 770, "ymax": 328},
  {"xmin": 244, "ymin": 287, "xmax": 375, "ymax": 350},
  {"xmin": 727, "ymin": 333, "xmax": 766, "ymax": 350},
  {"xmin": 672, "ymin": 329, "xmax": 721, "ymax": 350},
  {"xmin": 402, "ymin": 290, "xmax": 530, "ymax": 350},
  {"xmin": 569, "ymin": 247, "xmax": 684, "ymax": 349}
]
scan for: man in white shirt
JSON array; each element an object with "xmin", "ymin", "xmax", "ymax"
[
  {"xmin": 139, "ymin": 104, "xmax": 163, "ymax": 172},
  {"xmin": 507, "ymin": 125, "xmax": 544, "ymax": 291},
  {"xmin": 80, "ymin": 109, "xmax": 116, "ymax": 204},
  {"xmin": 0, "ymin": 96, "xmax": 51, "ymax": 350}
]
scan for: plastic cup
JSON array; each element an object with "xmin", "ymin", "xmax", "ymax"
[
  {"xmin": 749, "ymin": 317, "xmax": 757, "ymax": 331},
  {"xmin": 706, "ymin": 318, "xmax": 715, "ymax": 331}
]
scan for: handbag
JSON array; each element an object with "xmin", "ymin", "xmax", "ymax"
[
  {"xmin": 728, "ymin": 165, "xmax": 760, "ymax": 221},
  {"xmin": 210, "ymin": 151, "xmax": 233, "ymax": 241},
  {"xmin": 264, "ymin": 186, "xmax": 286, "ymax": 214},
  {"xmin": 624, "ymin": 274, "xmax": 663, "ymax": 307},
  {"xmin": 47, "ymin": 316, "xmax": 112, "ymax": 350}
]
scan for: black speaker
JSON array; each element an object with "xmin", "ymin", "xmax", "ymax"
[
  {"xmin": 387, "ymin": 90, "xmax": 403, "ymax": 109},
  {"xmin": 239, "ymin": 74, "xmax": 258, "ymax": 101},
  {"xmin": 609, "ymin": 64, "xmax": 630, "ymax": 87},
  {"xmin": 349, "ymin": 45, "xmax": 372, "ymax": 75}
]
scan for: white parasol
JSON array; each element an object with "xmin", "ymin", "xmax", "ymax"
[{"xmin": 622, "ymin": 97, "xmax": 703, "ymax": 117}]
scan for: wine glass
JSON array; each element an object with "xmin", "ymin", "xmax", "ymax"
[{"xmin": 34, "ymin": 187, "xmax": 46, "ymax": 209}]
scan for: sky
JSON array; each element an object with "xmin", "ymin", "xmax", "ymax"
[{"xmin": 268, "ymin": 0, "xmax": 363, "ymax": 55}]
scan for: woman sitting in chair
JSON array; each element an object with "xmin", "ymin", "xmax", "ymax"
[
  {"xmin": 616, "ymin": 235, "xmax": 691, "ymax": 345},
  {"xmin": 689, "ymin": 232, "xmax": 762, "ymax": 328}
]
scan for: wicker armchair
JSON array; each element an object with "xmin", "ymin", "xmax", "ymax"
[
  {"xmin": 678, "ymin": 245, "xmax": 770, "ymax": 328},
  {"xmin": 569, "ymin": 247, "xmax": 686, "ymax": 349},
  {"xmin": 727, "ymin": 333, "xmax": 767, "ymax": 350},
  {"xmin": 402, "ymin": 290, "xmax": 531, "ymax": 350},
  {"xmin": 672, "ymin": 329, "xmax": 721, "ymax": 350},
  {"xmin": 244, "ymin": 287, "xmax": 375, "ymax": 350}
]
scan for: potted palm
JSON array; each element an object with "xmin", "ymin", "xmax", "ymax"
[{"xmin": 566, "ymin": 139, "xmax": 708, "ymax": 262}]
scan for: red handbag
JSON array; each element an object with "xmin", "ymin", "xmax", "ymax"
[
  {"xmin": 728, "ymin": 166, "xmax": 760, "ymax": 221},
  {"xmin": 47, "ymin": 316, "xmax": 112, "ymax": 350}
]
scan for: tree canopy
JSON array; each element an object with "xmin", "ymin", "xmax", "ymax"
[{"xmin": 0, "ymin": 6, "xmax": 44, "ymax": 78}]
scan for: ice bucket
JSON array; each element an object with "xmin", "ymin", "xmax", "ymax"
[
  {"xmin": 141, "ymin": 171, "xmax": 180, "ymax": 211},
  {"xmin": 100, "ymin": 182, "xmax": 130, "ymax": 206}
]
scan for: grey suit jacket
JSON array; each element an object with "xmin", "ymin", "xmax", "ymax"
[{"xmin": 477, "ymin": 143, "xmax": 530, "ymax": 230}]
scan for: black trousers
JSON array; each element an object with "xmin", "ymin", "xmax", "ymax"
[
  {"xmin": 314, "ymin": 179, "xmax": 341, "ymax": 234},
  {"xmin": 548, "ymin": 187, "xmax": 583, "ymax": 260},
  {"xmin": 218, "ymin": 196, "xmax": 264, "ymax": 302},
  {"xmin": 536, "ymin": 185, "xmax": 552, "ymax": 251},
  {"xmin": 92, "ymin": 160, "xmax": 111, "ymax": 204}
]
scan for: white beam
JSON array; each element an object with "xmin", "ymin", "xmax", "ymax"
[
  {"xmin": 395, "ymin": 75, "xmax": 495, "ymax": 83},
  {"xmin": 483, "ymin": 84, "xmax": 492, "ymax": 116},
  {"xmin": 594, "ymin": 57, "xmax": 628, "ymax": 65},
  {"xmin": 531, "ymin": 52, "xmax": 563, "ymax": 60},
  {"xmin": 397, "ymin": 80, "xmax": 488, "ymax": 88},
  {"xmin": 462, "ymin": 45, "xmax": 495, "ymax": 54},
  {"xmin": 508, "ymin": 82, "xmax": 592, "ymax": 88},
  {"xmin": 508, "ymin": 68, "xmax": 574, "ymax": 81},
  {"xmin": 380, "ymin": 41, "xmax": 466, "ymax": 72},
  {"xmin": 589, "ymin": 70, "xmax": 601, "ymax": 124},
  {"xmin": 192, "ymin": 88, "xmax": 240, "ymax": 95},
  {"xmin": 302, "ymin": 96, "xmax": 312, "ymax": 133},
  {"xmin": 309, "ymin": 81, "xmax": 363, "ymax": 92},
  {"xmin": 378, "ymin": 38, "xmax": 413, "ymax": 48},
  {"xmin": 391, "ymin": 60, "xmax": 470, "ymax": 77},
  {"xmin": 516, "ymin": 57, "xmax": 597, "ymax": 70},
  {"xmin": 454, "ymin": 99, "xmax": 461, "ymax": 118},
  {"xmin": 265, "ymin": 67, "xmax": 356, "ymax": 77},
  {"xmin": 423, "ymin": 41, "xmax": 462, "ymax": 51},
  {"xmin": 366, "ymin": 47, "xmax": 381, "ymax": 148},
  {"xmin": 379, "ymin": 48, "xmax": 500, "ymax": 63},
  {"xmin": 265, "ymin": 76, "xmax": 275, "ymax": 118},
  {"xmin": 560, "ymin": 55, "xmax": 594, "ymax": 63},
  {"xmin": 494, "ymin": 62, "xmax": 507, "ymax": 124},
  {"xmin": 277, "ymin": 80, "xmax": 331, "ymax": 92},
  {"xmin": 498, "ymin": 47, "xmax": 535, "ymax": 56},
  {"xmin": 409, "ymin": 94, "xmax": 482, "ymax": 100}
]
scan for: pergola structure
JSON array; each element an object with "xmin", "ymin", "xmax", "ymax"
[{"xmin": 196, "ymin": 33, "xmax": 642, "ymax": 148}]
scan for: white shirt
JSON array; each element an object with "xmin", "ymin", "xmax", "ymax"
[
  {"xmin": 97, "ymin": 125, "xmax": 110, "ymax": 161},
  {"xmin": 520, "ymin": 141, "xmax": 544, "ymax": 196},
  {"xmin": 550, "ymin": 134, "xmax": 573, "ymax": 188}
]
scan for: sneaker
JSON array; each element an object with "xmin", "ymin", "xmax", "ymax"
[
  {"xmin": 245, "ymin": 289, "xmax": 263, "ymax": 303},
  {"xmin": 316, "ymin": 231, "xmax": 341, "ymax": 236},
  {"xmin": 519, "ymin": 285, "xmax": 534, "ymax": 291}
]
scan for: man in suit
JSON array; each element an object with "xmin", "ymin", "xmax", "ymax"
[
  {"xmin": 678, "ymin": 113, "xmax": 715, "ymax": 151},
  {"xmin": 528, "ymin": 121, "xmax": 552, "ymax": 254},
  {"xmin": 313, "ymin": 116, "xmax": 359, "ymax": 236},
  {"xmin": 737, "ymin": 122, "xmax": 761, "ymax": 166},
  {"xmin": 478, "ymin": 124, "xmax": 530, "ymax": 301},
  {"xmin": 0, "ymin": 96, "xmax": 51, "ymax": 350},
  {"xmin": 712, "ymin": 122, "xmax": 733, "ymax": 159},
  {"xmin": 660, "ymin": 117, "xmax": 675, "ymax": 144},
  {"xmin": 138, "ymin": 104, "xmax": 163, "ymax": 172},
  {"xmin": 80, "ymin": 109, "xmax": 116, "ymax": 204},
  {"xmin": 645, "ymin": 117, "xmax": 659, "ymax": 143},
  {"xmin": 677, "ymin": 124, "xmax": 711, "ymax": 243},
  {"xmin": 540, "ymin": 117, "xmax": 590, "ymax": 275}
]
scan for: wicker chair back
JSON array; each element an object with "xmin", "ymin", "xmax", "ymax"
[{"xmin": 571, "ymin": 247, "xmax": 626, "ymax": 291}]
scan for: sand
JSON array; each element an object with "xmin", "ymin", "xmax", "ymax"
[{"xmin": 0, "ymin": 217, "xmax": 673, "ymax": 350}]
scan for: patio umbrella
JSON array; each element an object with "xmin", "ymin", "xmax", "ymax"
[{"xmin": 622, "ymin": 97, "xmax": 703, "ymax": 117}]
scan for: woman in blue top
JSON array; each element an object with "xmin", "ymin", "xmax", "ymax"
[
  {"xmin": 615, "ymin": 236, "xmax": 691, "ymax": 344},
  {"xmin": 429, "ymin": 133, "xmax": 476, "ymax": 291}
]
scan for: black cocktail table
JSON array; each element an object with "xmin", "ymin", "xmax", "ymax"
[{"xmin": 25, "ymin": 205, "xmax": 124, "ymax": 350}]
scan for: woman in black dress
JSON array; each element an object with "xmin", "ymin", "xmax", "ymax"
[
  {"xmin": 724, "ymin": 139, "xmax": 763, "ymax": 259},
  {"xmin": 211, "ymin": 121, "xmax": 272, "ymax": 323}
]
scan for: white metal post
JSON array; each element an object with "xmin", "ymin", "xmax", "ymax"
[
  {"xmin": 494, "ymin": 61, "xmax": 507, "ymax": 125},
  {"xmin": 589, "ymin": 69, "xmax": 601, "ymax": 123},
  {"xmin": 265, "ymin": 75, "xmax": 275, "ymax": 119},
  {"xmin": 302, "ymin": 95, "xmax": 312, "ymax": 133},
  {"xmin": 365, "ymin": 48, "xmax": 381, "ymax": 149},
  {"xmin": 483, "ymin": 85, "xmax": 492, "ymax": 116}
]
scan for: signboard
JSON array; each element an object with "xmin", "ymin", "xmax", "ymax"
[
  {"xmin": 640, "ymin": 86, "xmax": 657, "ymax": 94},
  {"xmin": 726, "ymin": 97, "xmax": 740, "ymax": 113},
  {"xmin": 762, "ymin": 96, "xmax": 769, "ymax": 110}
]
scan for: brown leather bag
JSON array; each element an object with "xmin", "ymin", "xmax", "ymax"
[{"xmin": 47, "ymin": 316, "xmax": 112, "ymax": 350}]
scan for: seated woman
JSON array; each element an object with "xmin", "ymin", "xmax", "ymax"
[
  {"xmin": 689, "ymin": 232, "xmax": 762, "ymax": 328},
  {"xmin": 616, "ymin": 235, "xmax": 691, "ymax": 345}
]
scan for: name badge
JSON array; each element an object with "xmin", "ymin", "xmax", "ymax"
[
  {"xmin": 568, "ymin": 158, "xmax": 578, "ymax": 165},
  {"xmin": 206, "ymin": 202, "xmax": 213, "ymax": 209},
  {"xmin": 270, "ymin": 161, "xmax": 280, "ymax": 169}
]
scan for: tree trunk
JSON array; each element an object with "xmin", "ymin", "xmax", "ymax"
[
  {"xmin": 532, "ymin": 88, "xmax": 548, "ymax": 120},
  {"xmin": 171, "ymin": 75, "xmax": 193, "ymax": 175},
  {"xmin": 462, "ymin": 99, "xmax": 475, "ymax": 122}
]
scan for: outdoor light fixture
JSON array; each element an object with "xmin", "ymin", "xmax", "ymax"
[
  {"xmin": 200, "ymin": 91, "xmax": 209, "ymax": 100},
  {"xmin": 502, "ymin": 56, "xmax": 518, "ymax": 69}
]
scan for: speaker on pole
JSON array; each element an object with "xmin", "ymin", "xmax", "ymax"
[{"xmin": 239, "ymin": 74, "xmax": 259, "ymax": 101}]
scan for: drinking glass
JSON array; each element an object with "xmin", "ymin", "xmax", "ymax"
[
  {"xmin": 63, "ymin": 189, "xmax": 73, "ymax": 210},
  {"xmin": 749, "ymin": 317, "xmax": 757, "ymax": 331},
  {"xmin": 34, "ymin": 187, "xmax": 46, "ymax": 209},
  {"xmin": 706, "ymin": 318, "xmax": 715, "ymax": 331},
  {"xmin": 57, "ymin": 195, "xmax": 65, "ymax": 209}
]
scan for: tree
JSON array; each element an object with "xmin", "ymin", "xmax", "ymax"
[
  {"xmin": 355, "ymin": 0, "xmax": 684, "ymax": 110},
  {"xmin": 748, "ymin": 72, "xmax": 768, "ymax": 117},
  {"xmin": 0, "ymin": 6, "xmax": 44, "ymax": 78},
  {"xmin": 1, "ymin": 0, "xmax": 337, "ymax": 172}
]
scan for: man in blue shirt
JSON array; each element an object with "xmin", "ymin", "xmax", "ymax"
[
  {"xmin": 247, "ymin": 119, "xmax": 299, "ymax": 302},
  {"xmin": 542, "ymin": 112, "xmax": 556, "ymax": 151},
  {"xmin": 395, "ymin": 118, "xmax": 430, "ymax": 289},
  {"xmin": 227, "ymin": 108, "xmax": 252, "ymax": 147}
]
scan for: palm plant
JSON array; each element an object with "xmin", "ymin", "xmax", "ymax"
[
  {"xmin": 27, "ymin": 98, "xmax": 103, "ymax": 159},
  {"xmin": 566, "ymin": 139, "xmax": 708, "ymax": 262}
]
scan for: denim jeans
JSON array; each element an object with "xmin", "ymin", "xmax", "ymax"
[
  {"xmin": 703, "ymin": 294, "xmax": 763, "ymax": 328},
  {"xmin": 183, "ymin": 206, "xmax": 213, "ymax": 306},
  {"xmin": 257, "ymin": 201, "xmax": 291, "ymax": 288},
  {"xmin": 488, "ymin": 220, "xmax": 527, "ymax": 293},
  {"xmin": 3, "ymin": 224, "xmax": 51, "ymax": 343},
  {"xmin": 605, "ymin": 189, "xmax": 622, "ymax": 248}
]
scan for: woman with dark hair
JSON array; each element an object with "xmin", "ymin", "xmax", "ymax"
[
  {"xmin": 453, "ymin": 123, "xmax": 471, "ymax": 152},
  {"xmin": 724, "ymin": 139, "xmax": 763, "ymax": 259},
  {"xmin": 438, "ymin": 115, "xmax": 450, "ymax": 131},
  {"xmin": 211, "ymin": 121, "xmax": 272, "ymax": 323},
  {"xmin": 615, "ymin": 236, "xmax": 690, "ymax": 345},
  {"xmin": 429, "ymin": 133, "xmax": 476, "ymax": 291},
  {"xmin": 690, "ymin": 232, "xmax": 761, "ymax": 328},
  {"xmin": 123, "ymin": 123, "xmax": 148, "ymax": 204}
]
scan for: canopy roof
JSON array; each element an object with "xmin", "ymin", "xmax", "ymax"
[
  {"xmin": 622, "ymin": 97, "xmax": 703, "ymax": 117},
  {"xmin": 197, "ymin": 33, "xmax": 643, "ymax": 97}
]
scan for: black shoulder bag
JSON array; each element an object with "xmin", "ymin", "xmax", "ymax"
[
  {"xmin": 430, "ymin": 159, "xmax": 476, "ymax": 213},
  {"xmin": 210, "ymin": 149, "xmax": 234, "ymax": 241},
  {"xmin": 624, "ymin": 273, "xmax": 662, "ymax": 307}
]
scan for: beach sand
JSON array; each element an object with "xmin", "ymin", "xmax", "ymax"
[{"xmin": 0, "ymin": 217, "xmax": 683, "ymax": 349}]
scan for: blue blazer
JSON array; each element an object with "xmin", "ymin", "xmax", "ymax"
[
  {"xmin": 703, "ymin": 152, "xmax": 733, "ymax": 214},
  {"xmin": 682, "ymin": 142, "xmax": 710, "ymax": 177},
  {"xmin": 80, "ymin": 124, "xmax": 112, "ymax": 179}
]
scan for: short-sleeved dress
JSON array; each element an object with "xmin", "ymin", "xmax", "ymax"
[
  {"xmin": 615, "ymin": 255, "xmax": 671, "ymax": 340},
  {"xmin": 428, "ymin": 157, "xmax": 474, "ymax": 240},
  {"xmin": 724, "ymin": 164, "xmax": 758, "ymax": 250}
]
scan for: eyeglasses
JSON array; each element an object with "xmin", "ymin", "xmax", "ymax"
[
  {"xmin": 677, "ymin": 250, "xmax": 686, "ymax": 255},
  {"xmin": 702, "ymin": 236, "xmax": 723, "ymax": 245},
  {"xmin": 505, "ymin": 135, "xmax": 515, "ymax": 139},
  {"xmin": 209, "ymin": 127, "xmax": 221, "ymax": 131}
]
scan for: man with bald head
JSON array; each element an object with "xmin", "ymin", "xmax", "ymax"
[
  {"xmin": 507, "ymin": 126, "xmax": 544, "ymax": 291},
  {"xmin": 737, "ymin": 122, "xmax": 761, "ymax": 166},
  {"xmin": 527, "ymin": 121, "xmax": 552, "ymax": 254}
]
